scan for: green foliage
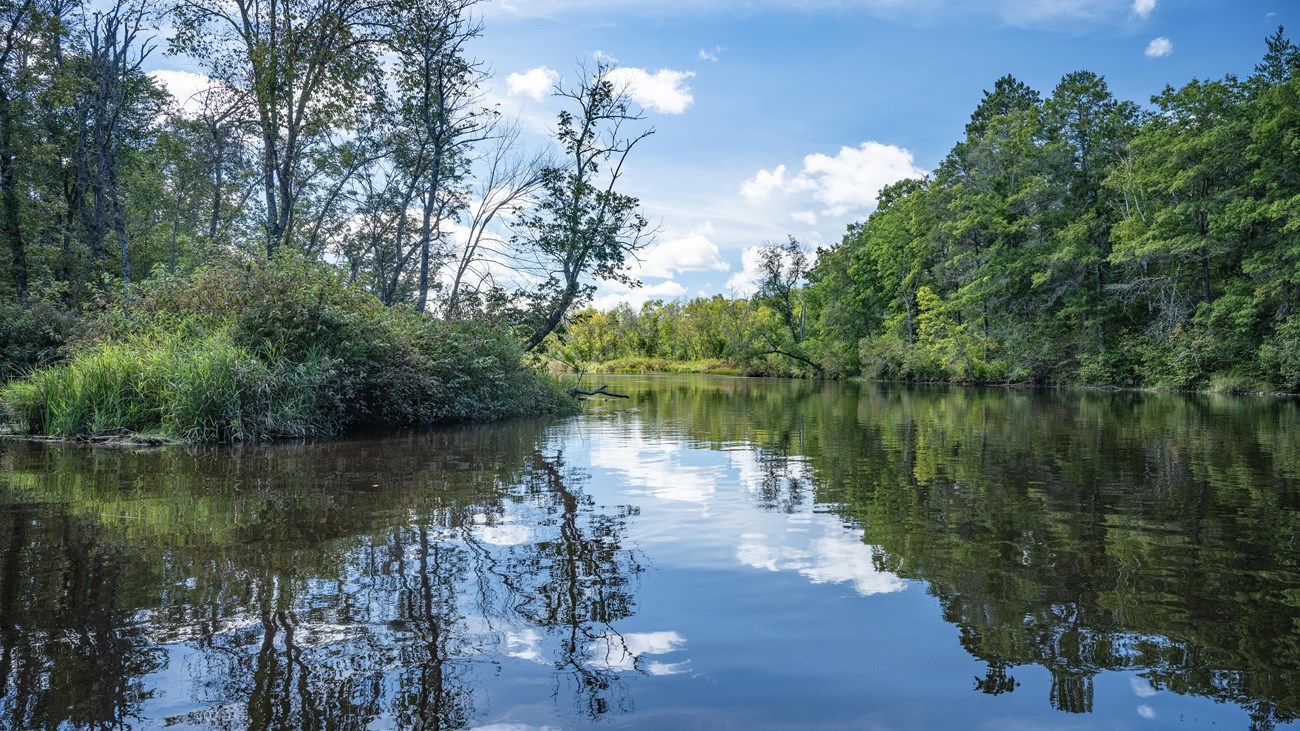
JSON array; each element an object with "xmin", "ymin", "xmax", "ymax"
[
  {"xmin": 1259, "ymin": 316, "xmax": 1300, "ymax": 391},
  {"xmin": 3, "ymin": 328, "xmax": 339, "ymax": 441},
  {"xmin": 0, "ymin": 290, "xmax": 77, "ymax": 381},
  {"xmin": 793, "ymin": 30, "xmax": 1300, "ymax": 392},
  {"xmin": 2, "ymin": 259, "xmax": 576, "ymax": 440}
]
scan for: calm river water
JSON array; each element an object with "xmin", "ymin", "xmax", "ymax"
[{"xmin": 2, "ymin": 375, "xmax": 1299, "ymax": 730}]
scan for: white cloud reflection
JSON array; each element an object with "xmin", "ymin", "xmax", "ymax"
[
  {"xmin": 588, "ymin": 631, "xmax": 689, "ymax": 675},
  {"xmin": 591, "ymin": 438, "xmax": 721, "ymax": 504},
  {"xmin": 738, "ymin": 527, "xmax": 907, "ymax": 596}
]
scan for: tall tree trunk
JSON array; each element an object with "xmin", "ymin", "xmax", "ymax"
[
  {"xmin": 59, "ymin": 174, "xmax": 76, "ymax": 284},
  {"xmin": 1200, "ymin": 249, "xmax": 1212, "ymax": 304},
  {"xmin": 416, "ymin": 132, "xmax": 447, "ymax": 314},
  {"xmin": 525, "ymin": 281, "xmax": 580, "ymax": 352},
  {"xmin": 208, "ymin": 127, "xmax": 225, "ymax": 246},
  {"xmin": 75, "ymin": 101, "xmax": 108, "ymax": 282},
  {"xmin": 416, "ymin": 187, "xmax": 435, "ymax": 312},
  {"xmin": 261, "ymin": 126, "xmax": 281, "ymax": 258},
  {"xmin": 106, "ymin": 145, "xmax": 130, "ymax": 285},
  {"xmin": 0, "ymin": 85, "xmax": 26, "ymax": 302}
]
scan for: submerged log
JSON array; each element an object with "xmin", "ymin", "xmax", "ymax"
[{"xmin": 569, "ymin": 384, "xmax": 630, "ymax": 399}]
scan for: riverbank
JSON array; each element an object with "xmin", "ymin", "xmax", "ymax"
[
  {"xmin": 550, "ymin": 356, "xmax": 802, "ymax": 378},
  {"xmin": 558, "ymin": 359, "xmax": 1300, "ymax": 399},
  {"xmin": 1, "ymin": 260, "xmax": 578, "ymax": 443}
]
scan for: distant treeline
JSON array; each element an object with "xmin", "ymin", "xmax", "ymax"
[{"xmin": 557, "ymin": 30, "xmax": 1300, "ymax": 391}]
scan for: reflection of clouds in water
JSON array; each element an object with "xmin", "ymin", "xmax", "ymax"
[
  {"xmin": 471, "ymin": 513, "xmax": 532, "ymax": 546},
  {"xmin": 738, "ymin": 522, "xmax": 907, "ymax": 597},
  {"xmin": 505, "ymin": 628, "xmax": 545, "ymax": 664},
  {"xmin": 591, "ymin": 427, "xmax": 903, "ymax": 597},
  {"xmin": 592, "ymin": 438, "xmax": 720, "ymax": 504},
  {"xmin": 588, "ymin": 631, "xmax": 689, "ymax": 675},
  {"xmin": 470, "ymin": 724, "xmax": 564, "ymax": 731},
  {"xmin": 1137, "ymin": 704, "xmax": 1156, "ymax": 719},
  {"xmin": 1130, "ymin": 677, "xmax": 1158, "ymax": 698}
]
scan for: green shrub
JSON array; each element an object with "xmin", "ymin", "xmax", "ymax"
[
  {"xmin": 3, "ymin": 258, "xmax": 576, "ymax": 441},
  {"xmin": 0, "ymin": 296, "xmax": 78, "ymax": 382}
]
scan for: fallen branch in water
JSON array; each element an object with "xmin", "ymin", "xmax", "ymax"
[{"xmin": 569, "ymin": 384, "xmax": 630, "ymax": 399}]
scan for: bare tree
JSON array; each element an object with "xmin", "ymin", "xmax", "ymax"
[{"xmin": 443, "ymin": 123, "xmax": 548, "ymax": 320}]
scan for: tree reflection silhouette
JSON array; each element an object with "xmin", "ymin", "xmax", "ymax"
[
  {"xmin": 4, "ymin": 380, "xmax": 1300, "ymax": 727},
  {"xmin": 613, "ymin": 377, "xmax": 1300, "ymax": 725},
  {"xmin": 0, "ymin": 424, "xmax": 645, "ymax": 730}
]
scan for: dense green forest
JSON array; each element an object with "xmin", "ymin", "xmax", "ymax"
[
  {"xmin": 3, "ymin": 0, "xmax": 1300, "ymax": 442},
  {"xmin": 556, "ymin": 31, "xmax": 1300, "ymax": 392},
  {"xmin": 0, "ymin": 0, "xmax": 655, "ymax": 438}
]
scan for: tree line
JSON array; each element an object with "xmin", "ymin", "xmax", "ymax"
[
  {"xmin": 0, "ymin": 0, "xmax": 650, "ymax": 377},
  {"xmin": 557, "ymin": 30, "xmax": 1300, "ymax": 392}
]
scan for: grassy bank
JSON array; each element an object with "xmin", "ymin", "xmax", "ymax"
[
  {"xmin": 1, "ymin": 260, "xmax": 577, "ymax": 442},
  {"xmin": 555, "ymin": 356, "xmax": 800, "ymax": 378}
]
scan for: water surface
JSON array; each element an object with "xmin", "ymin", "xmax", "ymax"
[{"xmin": 2, "ymin": 376, "xmax": 1298, "ymax": 729}]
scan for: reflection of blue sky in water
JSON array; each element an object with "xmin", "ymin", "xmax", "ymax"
[
  {"xmin": 11, "ymin": 377, "xmax": 1294, "ymax": 730},
  {"xmin": 578, "ymin": 414, "xmax": 908, "ymax": 598},
  {"xmin": 588, "ymin": 631, "xmax": 689, "ymax": 676}
]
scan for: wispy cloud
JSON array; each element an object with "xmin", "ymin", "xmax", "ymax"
[
  {"xmin": 492, "ymin": 0, "xmax": 1140, "ymax": 31},
  {"xmin": 1132, "ymin": 0, "xmax": 1156, "ymax": 18},
  {"xmin": 1145, "ymin": 36, "xmax": 1173, "ymax": 58},
  {"xmin": 698, "ymin": 45, "xmax": 724, "ymax": 62}
]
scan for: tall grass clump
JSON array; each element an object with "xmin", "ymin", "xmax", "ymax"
[
  {"xmin": 2, "ymin": 328, "xmax": 340, "ymax": 441},
  {"xmin": 2, "ymin": 257, "xmax": 576, "ymax": 441}
]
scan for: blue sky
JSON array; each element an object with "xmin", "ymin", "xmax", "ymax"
[
  {"xmin": 150, "ymin": 0, "xmax": 1299, "ymax": 309},
  {"xmin": 465, "ymin": 0, "xmax": 1297, "ymax": 308}
]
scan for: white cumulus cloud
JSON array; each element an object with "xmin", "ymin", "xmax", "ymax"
[
  {"xmin": 1131, "ymin": 677, "xmax": 1159, "ymax": 698},
  {"xmin": 801, "ymin": 142, "xmax": 927, "ymax": 215},
  {"xmin": 506, "ymin": 66, "xmax": 560, "ymax": 101},
  {"xmin": 1132, "ymin": 0, "xmax": 1155, "ymax": 17},
  {"xmin": 606, "ymin": 67, "xmax": 695, "ymax": 114},
  {"xmin": 740, "ymin": 164, "xmax": 790, "ymax": 205},
  {"xmin": 736, "ymin": 522, "xmax": 908, "ymax": 597},
  {"xmin": 634, "ymin": 227, "xmax": 729, "ymax": 279},
  {"xmin": 1145, "ymin": 37, "xmax": 1173, "ymax": 57},
  {"xmin": 588, "ymin": 631, "xmax": 688, "ymax": 674},
  {"xmin": 742, "ymin": 141, "xmax": 926, "ymax": 218}
]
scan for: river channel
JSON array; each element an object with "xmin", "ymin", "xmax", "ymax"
[{"xmin": 1, "ymin": 375, "xmax": 1298, "ymax": 729}]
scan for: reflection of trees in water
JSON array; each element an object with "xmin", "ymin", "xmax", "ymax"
[
  {"xmin": 0, "ymin": 506, "xmax": 165, "ymax": 730},
  {"xmin": 821, "ymin": 388, "xmax": 1300, "ymax": 726},
  {"xmin": 0, "ymin": 425, "xmax": 644, "ymax": 730},
  {"xmin": 454, "ymin": 449, "xmax": 643, "ymax": 718},
  {"xmin": 750, "ymin": 430, "xmax": 811, "ymax": 515},
  {"xmin": 515, "ymin": 450, "xmax": 642, "ymax": 716},
  {"xmin": 620, "ymin": 377, "xmax": 1300, "ymax": 726}
]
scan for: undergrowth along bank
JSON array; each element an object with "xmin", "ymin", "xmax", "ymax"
[{"xmin": 2, "ymin": 259, "xmax": 577, "ymax": 442}]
